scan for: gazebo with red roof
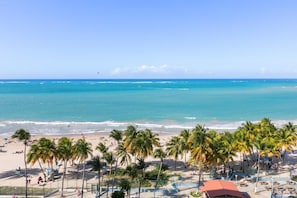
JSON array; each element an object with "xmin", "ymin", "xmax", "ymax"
[{"xmin": 200, "ymin": 180, "xmax": 243, "ymax": 198}]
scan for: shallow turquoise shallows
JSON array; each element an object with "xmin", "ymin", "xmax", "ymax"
[{"xmin": 1, "ymin": 79, "xmax": 297, "ymax": 135}]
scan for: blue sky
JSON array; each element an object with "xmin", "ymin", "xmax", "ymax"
[{"xmin": 0, "ymin": 0, "xmax": 297, "ymax": 79}]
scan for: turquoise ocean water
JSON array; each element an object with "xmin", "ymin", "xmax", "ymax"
[{"xmin": 1, "ymin": 79, "xmax": 297, "ymax": 135}]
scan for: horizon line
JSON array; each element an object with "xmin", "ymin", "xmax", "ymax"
[{"xmin": 1, "ymin": 77, "xmax": 297, "ymax": 81}]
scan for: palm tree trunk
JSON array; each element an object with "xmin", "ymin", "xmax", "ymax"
[
  {"xmin": 111, "ymin": 158, "xmax": 118, "ymax": 194},
  {"xmin": 226, "ymin": 151, "xmax": 230, "ymax": 179},
  {"xmin": 154, "ymin": 160, "xmax": 163, "ymax": 198},
  {"xmin": 283, "ymin": 150, "xmax": 287, "ymax": 164},
  {"xmin": 197, "ymin": 163, "xmax": 202, "ymax": 190},
  {"xmin": 138, "ymin": 178, "xmax": 142, "ymax": 198},
  {"xmin": 37, "ymin": 159, "xmax": 46, "ymax": 182},
  {"xmin": 24, "ymin": 143, "xmax": 28, "ymax": 198},
  {"xmin": 61, "ymin": 160, "xmax": 67, "ymax": 197},
  {"xmin": 242, "ymin": 153, "xmax": 245, "ymax": 173},
  {"xmin": 98, "ymin": 169, "xmax": 101, "ymax": 197},
  {"xmin": 184, "ymin": 153, "xmax": 187, "ymax": 168},
  {"xmin": 81, "ymin": 161, "xmax": 86, "ymax": 198},
  {"xmin": 254, "ymin": 152, "xmax": 261, "ymax": 193},
  {"xmin": 106, "ymin": 166, "xmax": 112, "ymax": 198}
]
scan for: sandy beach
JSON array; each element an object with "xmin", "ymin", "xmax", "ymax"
[
  {"xmin": 0, "ymin": 132, "xmax": 183, "ymax": 197},
  {"xmin": 1, "ymin": 131, "xmax": 297, "ymax": 198}
]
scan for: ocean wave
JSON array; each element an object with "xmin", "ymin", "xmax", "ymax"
[
  {"xmin": 184, "ymin": 117, "xmax": 196, "ymax": 120},
  {"xmin": 83, "ymin": 80, "xmax": 174, "ymax": 84},
  {"xmin": 1, "ymin": 119, "xmax": 297, "ymax": 136},
  {"xmin": 231, "ymin": 80, "xmax": 248, "ymax": 83},
  {"xmin": 51, "ymin": 81, "xmax": 71, "ymax": 84}
]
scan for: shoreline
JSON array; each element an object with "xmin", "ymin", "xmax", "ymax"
[
  {"xmin": 1, "ymin": 118, "xmax": 297, "ymax": 136},
  {"xmin": 1, "ymin": 123, "xmax": 296, "ymax": 198}
]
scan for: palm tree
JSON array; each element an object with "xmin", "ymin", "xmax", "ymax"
[
  {"xmin": 136, "ymin": 158, "xmax": 147, "ymax": 197},
  {"xmin": 166, "ymin": 136, "xmax": 182, "ymax": 170},
  {"xmin": 253, "ymin": 137, "xmax": 268, "ymax": 193},
  {"xmin": 12, "ymin": 128, "xmax": 31, "ymax": 198},
  {"xmin": 233, "ymin": 129, "xmax": 253, "ymax": 172},
  {"xmin": 276, "ymin": 122, "xmax": 297, "ymax": 163},
  {"xmin": 126, "ymin": 129, "xmax": 160, "ymax": 198},
  {"xmin": 87, "ymin": 156, "xmax": 105, "ymax": 196},
  {"xmin": 133, "ymin": 129, "xmax": 160, "ymax": 160},
  {"xmin": 56, "ymin": 137, "xmax": 74, "ymax": 197},
  {"xmin": 116, "ymin": 142, "xmax": 132, "ymax": 166},
  {"xmin": 96, "ymin": 142, "xmax": 108, "ymax": 156},
  {"xmin": 74, "ymin": 137, "xmax": 93, "ymax": 198},
  {"xmin": 220, "ymin": 131, "xmax": 236, "ymax": 179},
  {"xmin": 206, "ymin": 130, "xmax": 225, "ymax": 178},
  {"xmin": 188, "ymin": 124, "xmax": 209, "ymax": 187},
  {"xmin": 103, "ymin": 151, "xmax": 115, "ymax": 198},
  {"xmin": 153, "ymin": 148, "xmax": 166, "ymax": 198},
  {"xmin": 179, "ymin": 129, "xmax": 190, "ymax": 167},
  {"xmin": 27, "ymin": 143, "xmax": 44, "ymax": 173},
  {"xmin": 123, "ymin": 125, "xmax": 139, "ymax": 156},
  {"xmin": 110, "ymin": 129, "xmax": 123, "ymax": 193},
  {"xmin": 119, "ymin": 179, "xmax": 131, "ymax": 198},
  {"xmin": 125, "ymin": 165, "xmax": 138, "ymax": 198},
  {"xmin": 110, "ymin": 129, "xmax": 123, "ymax": 145},
  {"xmin": 27, "ymin": 137, "xmax": 56, "ymax": 181}
]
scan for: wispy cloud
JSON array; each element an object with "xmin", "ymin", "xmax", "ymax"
[{"xmin": 110, "ymin": 64, "xmax": 189, "ymax": 77}]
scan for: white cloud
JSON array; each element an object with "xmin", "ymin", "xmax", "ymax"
[{"xmin": 110, "ymin": 64, "xmax": 189, "ymax": 77}]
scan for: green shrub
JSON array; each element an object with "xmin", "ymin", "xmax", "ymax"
[
  {"xmin": 190, "ymin": 191, "xmax": 202, "ymax": 197},
  {"xmin": 112, "ymin": 168, "xmax": 127, "ymax": 176},
  {"xmin": 111, "ymin": 190, "xmax": 125, "ymax": 198}
]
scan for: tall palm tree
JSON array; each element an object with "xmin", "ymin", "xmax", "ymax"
[
  {"xmin": 136, "ymin": 158, "xmax": 147, "ymax": 197},
  {"xmin": 188, "ymin": 124, "xmax": 209, "ymax": 187},
  {"xmin": 220, "ymin": 131, "xmax": 236, "ymax": 179},
  {"xmin": 133, "ymin": 129, "xmax": 160, "ymax": 161},
  {"xmin": 126, "ymin": 129, "xmax": 160, "ymax": 198},
  {"xmin": 206, "ymin": 130, "xmax": 225, "ymax": 177},
  {"xmin": 27, "ymin": 143, "xmax": 44, "ymax": 173},
  {"xmin": 179, "ymin": 129, "xmax": 190, "ymax": 167},
  {"xmin": 74, "ymin": 137, "xmax": 93, "ymax": 198},
  {"xmin": 27, "ymin": 137, "xmax": 56, "ymax": 181},
  {"xmin": 276, "ymin": 122, "xmax": 297, "ymax": 163},
  {"xmin": 103, "ymin": 151, "xmax": 115, "ymax": 198},
  {"xmin": 153, "ymin": 148, "xmax": 167, "ymax": 198},
  {"xmin": 125, "ymin": 165, "xmax": 138, "ymax": 198},
  {"xmin": 123, "ymin": 125, "xmax": 139, "ymax": 156},
  {"xmin": 36, "ymin": 137, "xmax": 56, "ymax": 168},
  {"xmin": 56, "ymin": 137, "xmax": 74, "ymax": 197},
  {"xmin": 110, "ymin": 129, "xmax": 123, "ymax": 193},
  {"xmin": 87, "ymin": 156, "xmax": 105, "ymax": 196},
  {"xmin": 12, "ymin": 128, "xmax": 31, "ymax": 198},
  {"xmin": 233, "ymin": 129, "xmax": 253, "ymax": 172},
  {"xmin": 166, "ymin": 136, "xmax": 182, "ymax": 170},
  {"xmin": 253, "ymin": 137, "xmax": 268, "ymax": 193}
]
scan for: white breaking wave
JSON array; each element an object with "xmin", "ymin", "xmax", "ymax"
[
  {"xmin": 1, "ymin": 119, "xmax": 297, "ymax": 136},
  {"xmin": 184, "ymin": 117, "xmax": 197, "ymax": 120}
]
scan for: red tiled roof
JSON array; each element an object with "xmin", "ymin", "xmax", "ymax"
[{"xmin": 200, "ymin": 180, "xmax": 243, "ymax": 198}]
